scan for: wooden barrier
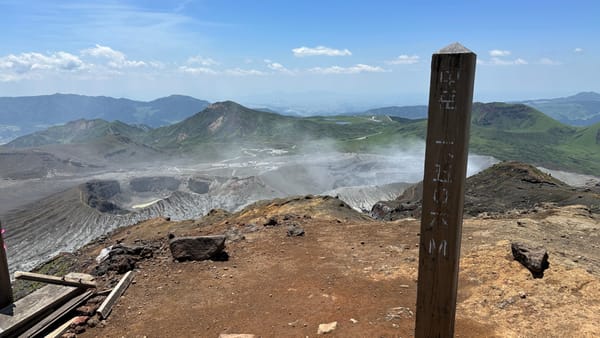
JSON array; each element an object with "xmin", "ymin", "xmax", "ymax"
[
  {"xmin": 414, "ymin": 42, "xmax": 476, "ymax": 337},
  {"xmin": 0, "ymin": 221, "xmax": 12, "ymax": 309}
]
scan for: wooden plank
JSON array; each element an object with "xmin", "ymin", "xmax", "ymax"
[
  {"xmin": 0, "ymin": 222, "xmax": 12, "ymax": 309},
  {"xmin": 43, "ymin": 316, "xmax": 76, "ymax": 338},
  {"xmin": 19, "ymin": 289, "xmax": 94, "ymax": 338},
  {"xmin": 97, "ymin": 270, "xmax": 134, "ymax": 319},
  {"xmin": 0, "ymin": 284, "xmax": 82, "ymax": 338},
  {"xmin": 414, "ymin": 42, "xmax": 476, "ymax": 338},
  {"xmin": 14, "ymin": 271, "xmax": 97, "ymax": 289}
]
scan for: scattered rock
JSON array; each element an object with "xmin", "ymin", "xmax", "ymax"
[
  {"xmin": 511, "ymin": 242, "xmax": 550, "ymax": 278},
  {"xmin": 218, "ymin": 334, "xmax": 256, "ymax": 338},
  {"xmin": 497, "ymin": 297, "xmax": 516, "ymax": 309},
  {"xmin": 350, "ymin": 318, "xmax": 358, "ymax": 324},
  {"xmin": 317, "ymin": 321, "xmax": 338, "ymax": 334},
  {"xmin": 264, "ymin": 217, "xmax": 279, "ymax": 226},
  {"xmin": 76, "ymin": 305, "xmax": 97, "ymax": 316},
  {"xmin": 71, "ymin": 316, "xmax": 89, "ymax": 326},
  {"xmin": 87, "ymin": 316, "xmax": 100, "ymax": 328},
  {"xmin": 224, "ymin": 227, "xmax": 245, "ymax": 243},
  {"xmin": 286, "ymin": 225, "xmax": 305, "ymax": 237},
  {"xmin": 93, "ymin": 243, "xmax": 156, "ymax": 276},
  {"xmin": 169, "ymin": 235, "xmax": 226, "ymax": 261},
  {"xmin": 244, "ymin": 223, "xmax": 259, "ymax": 233},
  {"xmin": 385, "ymin": 307, "xmax": 413, "ymax": 320}
]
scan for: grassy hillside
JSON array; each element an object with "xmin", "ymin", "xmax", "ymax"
[{"xmin": 464, "ymin": 103, "xmax": 600, "ymax": 174}]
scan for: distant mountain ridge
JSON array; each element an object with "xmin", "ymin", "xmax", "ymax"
[
  {"xmin": 0, "ymin": 93, "xmax": 210, "ymax": 143},
  {"xmin": 521, "ymin": 91, "xmax": 600, "ymax": 126},
  {"xmin": 3, "ymin": 100, "xmax": 600, "ymax": 175},
  {"xmin": 357, "ymin": 105, "xmax": 427, "ymax": 119}
]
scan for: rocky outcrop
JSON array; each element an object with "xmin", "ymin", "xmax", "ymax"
[
  {"xmin": 169, "ymin": 235, "xmax": 226, "ymax": 261},
  {"xmin": 371, "ymin": 161, "xmax": 600, "ymax": 220}
]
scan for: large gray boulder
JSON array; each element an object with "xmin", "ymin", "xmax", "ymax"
[
  {"xmin": 511, "ymin": 242, "xmax": 549, "ymax": 278},
  {"xmin": 169, "ymin": 235, "xmax": 226, "ymax": 261}
]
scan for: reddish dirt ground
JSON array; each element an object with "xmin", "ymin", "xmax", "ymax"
[{"xmin": 71, "ymin": 196, "xmax": 599, "ymax": 338}]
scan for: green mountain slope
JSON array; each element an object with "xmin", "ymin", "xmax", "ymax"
[{"xmin": 6, "ymin": 119, "xmax": 148, "ymax": 148}]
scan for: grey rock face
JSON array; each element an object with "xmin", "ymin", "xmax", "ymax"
[
  {"xmin": 169, "ymin": 235, "xmax": 226, "ymax": 261},
  {"xmin": 511, "ymin": 242, "xmax": 549, "ymax": 278}
]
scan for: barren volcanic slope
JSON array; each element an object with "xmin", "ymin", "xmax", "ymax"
[
  {"xmin": 31, "ymin": 187, "xmax": 600, "ymax": 337},
  {"xmin": 371, "ymin": 161, "xmax": 600, "ymax": 221}
]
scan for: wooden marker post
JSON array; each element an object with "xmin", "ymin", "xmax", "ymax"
[
  {"xmin": 414, "ymin": 43, "xmax": 476, "ymax": 337},
  {"xmin": 0, "ymin": 221, "xmax": 13, "ymax": 308}
]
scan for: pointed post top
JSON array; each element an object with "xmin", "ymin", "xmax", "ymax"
[{"xmin": 437, "ymin": 42, "xmax": 474, "ymax": 55}]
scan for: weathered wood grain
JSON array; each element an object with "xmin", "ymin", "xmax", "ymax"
[{"xmin": 415, "ymin": 42, "xmax": 476, "ymax": 337}]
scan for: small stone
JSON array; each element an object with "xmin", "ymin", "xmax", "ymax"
[
  {"xmin": 73, "ymin": 325, "xmax": 86, "ymax": 334},
  {"xmin": 519, "ymin": 291, "xmax": 527, "ymax": 299},
  {"xmin": 71, "ymin": 316, "xmax": 89, "ymax": 326},
  {"xmin": 286, "ymin": 225, "xmax": 305, "ymax": 237},
  {"xmin": 87, "ymin": 316, "xmax": 100, "ymax": 328},
  {"xmin": 318, "ymin": 321, "xmax": 338, "ymax": 334},
  {"xmin": 218, "ymin": 335, "xmax": 256, "ymax": 338},
  {"xmin": 264, "ymin": 217, "xmax": 279, "ymax": 226},
  {"xmin": 76, "ymin": 305, "xmax": 97, "ymax": 316},
  {"xmin": 350, "ymin": 318, "xmax": 358, "ymax": 324}
]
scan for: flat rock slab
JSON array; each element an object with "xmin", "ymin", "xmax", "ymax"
[
  {"xmin": 317, "ymin": 321, "xmax": 338, "ymax": 334},
  {"xmin": 511, "ymin": 242, "xmax": 549, "ymax": 278},
  {"xmin": 169, "ymin": 235, "xmax": 226, "ymax": 261}
]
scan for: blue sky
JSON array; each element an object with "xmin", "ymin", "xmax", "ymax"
[{"xmin": 0, "ymin": 0, "xmax": 598, "ymax": 111}]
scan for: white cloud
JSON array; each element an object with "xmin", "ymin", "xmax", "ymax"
[
  {"xmin": 0, "ymin": 51, "xmax": 85, "ymax": 81},
  {"xmin": 292, "ymin": 46, "xmax": 352, "ymax": 57},
  {"xmin": 225, "ymin": 68, "xmax": 265, "ymax": 76},
  {"xmin": 265, "ymin": 60, "xmax": 294, "ymax": 74},
  {"xmin": 574, "ymin": 47, "xmax": 584, "ymax": 53},
  {"xmin": 178, "ymin": 65, "xmax": 217, "ymax": 75},
  {"xmin": 479, "ymin": 57, "xmax": 528, "ymax": 66},
  {"xmin": 309, "ymin": 64, "xmax": 385, "ymax": 74},
  {"xmin": 187, "ymin": 56, "xmax": 219, "ymax": 66},
  {"xmin": 81, "ymin": 44, "xmax": 146, "ymax": 68},
  {"xmin": 489, "ymin": 49, "xmax": 511, "ymax": 57},
  {"xmin": 386, "ymin": 55, "xmax": 420, "ymax": 65},
  {"xmin": 539, "ymin": 58, "xmax": 561, "ymax": 65}
]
